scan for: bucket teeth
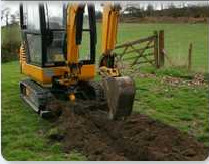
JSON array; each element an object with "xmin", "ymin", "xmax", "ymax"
[{"xmin": 102, "ymin": 76, "xmax": 135, "ymax": 119}]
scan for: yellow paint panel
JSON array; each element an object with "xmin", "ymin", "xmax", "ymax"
[
  {"xmin": 22, "ymin": 63, "xmax": 95, "ymax": 85},
  {"xmin": 79, "ymin": 65, "xmax": 95, "ymax": 80},
  {"xmin": 67, "ymin": 4, "xmax": 79, "ymax": 64}
]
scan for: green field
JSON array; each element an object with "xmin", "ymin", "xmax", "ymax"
[
  {"xmin": 1, "ymin": 23, "xmax": 208, "ymax": 160},
  {"xmin": 118, "ymin": 23, "xmax": 208, "ymax": 72},
  {"xmin": 2, "ymin": 23, "xmax": 208, "ymax": 72}
]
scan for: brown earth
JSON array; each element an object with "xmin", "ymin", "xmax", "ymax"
[{"xmin": 46, "ymin": 100, "xmax": 208, "ymax": 161}]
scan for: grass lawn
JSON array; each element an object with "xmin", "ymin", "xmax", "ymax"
[
  {"xmin": 2, "ymin": 61, "xmax": 208, "ymax": 160},
  {"xmin": 133, "ymin": 67, "xmax": 209, "ymax": 146},
  {"xmin": 1, "ymin": 61, "xmax": 86, "ymax": 161}
]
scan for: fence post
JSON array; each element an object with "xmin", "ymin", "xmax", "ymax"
[
  {"xmin": 159, "ymin": 30, "xmax": 165, "ymax": 67},
  {"xmin": 154, "ymin": 31, "xmax": 159, "ymax": 68},
  {"xmin": 188, "ymin": 43, "xmax": 193, "ymax": 71}
]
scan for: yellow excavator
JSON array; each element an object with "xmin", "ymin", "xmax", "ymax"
[{"xmin": 19, "ymin": 2, "xmax": 135, "ymax": 119}]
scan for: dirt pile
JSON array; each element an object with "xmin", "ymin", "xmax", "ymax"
[
  {"xmin": 161, "ymin": 73, "xmax": 207, "ymax": 87},
  {"xmin": 46, "ymin": 100, "xmax": 208, "ymax": 161}
]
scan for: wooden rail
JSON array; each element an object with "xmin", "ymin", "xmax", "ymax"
[{"xmin": 188, "ymin": 43, "xmax": 193, "ymax": 71}]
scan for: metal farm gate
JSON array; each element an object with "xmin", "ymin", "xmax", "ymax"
[{"xmin": 113, "ymin": 30, "xmax": 165, "ymax": 71}]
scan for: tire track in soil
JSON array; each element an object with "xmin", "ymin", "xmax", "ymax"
[{"xmin": 47, "ymin": 100, "xmax": 208, "ymax": 161}]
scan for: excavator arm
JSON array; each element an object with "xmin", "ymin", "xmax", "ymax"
[
  {"xmin": 66, "ymin": 4, "xmax": 80, "ymax": 64},
  {"xmin": 99, "ymin": 3, "xmax": 136, "ymax": 119},
  {"xmin": 99, "ymin": 3, "xmax": 120, "ymax": 77},
  {"xmin": 101, "ymin": 3, "xmax": 120, "ymax": 55},
  {"xmin": 66, "ymin": 2, "xmax": 135, "ymax": 120}
]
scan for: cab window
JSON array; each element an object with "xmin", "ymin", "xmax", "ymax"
[
  {"xmin": 44, "ymin": 2, "xmax": 66, "ymax": 65},
  {"xmin": 20, "ymin": 4, "xmax": 42, "ymax": 65},
  {"xmin": 45, "ymin": 2, "xmax": 65, "ymax": 29},
  {"xmin": 26, "ymin": 4, "xmax": 41, "ymax": 31}
]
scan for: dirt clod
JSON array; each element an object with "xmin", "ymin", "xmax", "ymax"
[{"xmin": 46, "ymin": 100, "xmax": 208, "ymax": 161}]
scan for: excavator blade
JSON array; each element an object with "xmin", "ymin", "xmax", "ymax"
[{"xmin": 102, "ymin": 76, "xmax": 135, "ymax": 119}]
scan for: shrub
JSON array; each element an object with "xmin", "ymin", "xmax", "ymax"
[
  {"xmin": 1, "ymin": 24, "xmax": 21, "ymax": 63},
  {"xmin": 1, "ymin": 41, "xmax": 20, "ymax": 63}
]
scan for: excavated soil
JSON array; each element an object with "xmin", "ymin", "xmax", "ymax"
[{"xmin": 46, "ymin": 100, "xmax": 208, "ymax": 161}]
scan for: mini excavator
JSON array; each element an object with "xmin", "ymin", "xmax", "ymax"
[{"xmin": 19, "ymin": 2, "xmax": 135, "ymax": 119}]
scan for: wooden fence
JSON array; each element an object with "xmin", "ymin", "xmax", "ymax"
[{"xmin": 114, "ymin": 30, "xmax": 165, "ymax": 69}]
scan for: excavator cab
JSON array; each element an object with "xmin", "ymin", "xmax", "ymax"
[{"xmin": 19, "ymin": 2, "xmax": 96, "ymax": 83}]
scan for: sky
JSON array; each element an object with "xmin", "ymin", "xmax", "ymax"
[
  {"xmin": 2, "ymin": 1, "xmax": 209, "ymax": 14},
  {"xmin": 1, "ymin": 1, "xmax": 208, "ymax": 26}
]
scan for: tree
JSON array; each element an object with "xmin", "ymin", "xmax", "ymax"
[
  {"xmin": 1, "ymin": 7, "xmax": 11, "ymax": 26},
  {"xmin": 95, "ymin": 10, "xmax": 102, "ymax": 19},
  {"xmin": 123, "ymin": 6, "xmax": 144, "ymax": 18},
  {"xmin": 168, "ymin": 3, "xmax": 176, "ymax": 9},
  {"xmin": 10, "ymin": 14, "xmax": 17, "ymax": 24},
  {"xmin": 146, "ymin": 4, "xmax": 154, "ymax": 16}
]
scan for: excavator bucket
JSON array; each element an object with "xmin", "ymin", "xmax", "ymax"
[{"xmin": 102, "ymin": 76, "xmax": 135, "ymax": 119}]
